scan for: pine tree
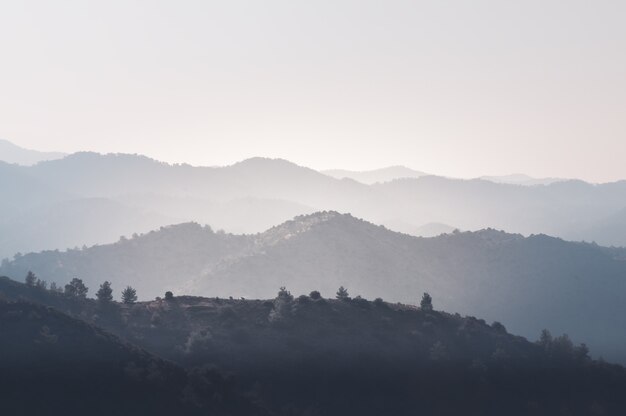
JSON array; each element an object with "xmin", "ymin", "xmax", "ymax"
[
  {"xmin": 25, "ymin": 271, "xmax": 37, "ymax": 287},
  {"xmin": 336, "ymin": 286, "xmax": 350, "ymax": 300},
  {"xmin": 121, "ymin": 286, "xmax": 138, "ymax": 304},
  {"xmin": 96, "ymin": 281, "xmax": 113, "ymax": 303},
  {"xmin": 420, "ymin": 292, "xmax": 433, "ymax": 311}
]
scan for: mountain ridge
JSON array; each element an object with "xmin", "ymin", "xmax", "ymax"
[
  {"xmin": 3, "ymin": 277, "xmax": 626, "ymax": 415},
  {"xmin": 3, "ymin": 148, "xmax": 626, "ymax": 261},
  {"xmin": 4, "ymin": 212, "xmax": 626, "ymax": 362}
]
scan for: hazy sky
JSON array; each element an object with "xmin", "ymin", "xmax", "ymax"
[{"xmin": 1, "ymin": 1, "xmax": 625, "ymax": 181}]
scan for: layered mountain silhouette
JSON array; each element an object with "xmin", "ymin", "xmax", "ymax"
[
  {"xmin": 2, "ymin": 150, "xmax": 626, "ymax": 261},
  {"xmin": 4, "ymin": 212, "xmax": 626, "ymax": 363}
]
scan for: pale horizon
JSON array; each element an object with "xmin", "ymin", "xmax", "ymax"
[{"xmin": 2, "ymin": 1, "xmax": 626, "ymax": 182}]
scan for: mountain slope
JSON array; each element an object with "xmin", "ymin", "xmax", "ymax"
[
  {"xmin": 0, "ymin": 139, "xmax": 65, "ymax": 165},
  {"xmin": 196, "ymin": 213, "xmax": 626, "ymax": 361},
  {"xmin": 2, "ymin": 281, "xmax": 626, "ymax": 416},
  {"xmin": 0, "ymin": 298, "xmax": 263, "ymax": 415},
  {"xmin": 0, "ymin": 223, "xmax": 253, "ymax": 300},
  {"xmin": 5, "ymin": 212, "xmax": 626, "ymax": 362}
]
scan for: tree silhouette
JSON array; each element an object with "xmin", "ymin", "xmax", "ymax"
[
  {"xmin": 164, "ymin": 291, "xmax": 174, "ymax": 301},
  {"xmin": 538, "ymin": 329, "xmax": 553, "ymax": 349},
  {"xmin": 96, "ymin": 281, "xmax": 113, "ymax": 303},
  {"xmin": 277, "ymin": 286, "xmax": 293, "ymax": 301},
  {"xmin": 336, "ymin": 286, "xmax": 350, "ymax": 300},
  {"xmin": 121, "ymin": 286, "xmax": 138, "ymax": 304},
  {"xmin": 420, "ymin": 292, "xmax": 433, "ymax": 311},
  {"xmin": 64, "ymin": 278, "xmax": 88, "ymax": 298},
  {"xmin": 25, "ymin": 271, "xmax": 37, "ymax": 287},
  {"xmin": 269, "ymin": 287, "xmax": 294, "ymax": 323},
  {"xmin": 309, "ymin": 290, "xmax": 322, "ymax": 300}
]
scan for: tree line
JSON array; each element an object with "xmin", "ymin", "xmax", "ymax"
[
  {"xmin": 24, "ymin": 270, "xmax": 436, "ymax": 311},
  {"xmin": 23, "ymin": 271, "xmax": 143, "ymax": 304}
]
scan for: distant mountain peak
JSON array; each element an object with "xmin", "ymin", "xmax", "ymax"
[
  {"xmin": 231, "ymin": 157, "xmax": 304, "ymax": 169},
  {"xmin": 235, "ymin": 156, "xmax": 291, "ymax": 164}
]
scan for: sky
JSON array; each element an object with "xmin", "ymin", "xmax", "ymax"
[{"xmin": 1, "ymin": 0, "xmax": 625, "ymax": 182}]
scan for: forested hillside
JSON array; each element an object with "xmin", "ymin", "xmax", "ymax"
[
  {"xmin": 2, "ymin": 279, "xmax": 626, "ymax": 416},
  {"xmin": 0, "ymin": 298, "xmax": 265, "ymax": 415},
  {"xmin": 4, "ymin": 212, "xmax": 626, "ymax": 362}
]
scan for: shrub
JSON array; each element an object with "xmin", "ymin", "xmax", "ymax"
[{"xmin": 64, "ymin": 278, "xmax": 88, "ymax": 298}]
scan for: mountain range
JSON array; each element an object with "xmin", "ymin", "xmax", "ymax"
[
  {"xmin": 2, "ymin": 145, "xmax": 626, "ymax": 261},
  {"xmin": 4, "ymin": 211, "xmax": 626, "ymax": 363}
]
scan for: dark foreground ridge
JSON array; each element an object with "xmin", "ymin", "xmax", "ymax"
[
  {"xmin": 3, "ymin": 276, "xmax": 626, "ymax": 415},
  {"xmin": 0, "ymin": 297, "xmax": 268, "ymax": 415}
]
